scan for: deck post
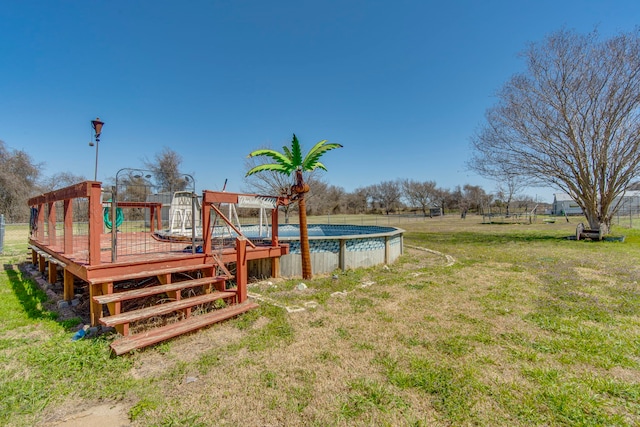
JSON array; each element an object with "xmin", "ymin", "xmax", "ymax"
[
  {"xmin": 38, "ymin": 254, "xmax": 46, "ymax": 274},
  {"xmin": 63, "ymin": 269, "xmax": 74, "ymax": 301},
  {"xmin": 89, "ymin": 283, "xmax": 102, "ymax": 326},
  {"xmin": 63, "ymin": 199, "xmax": 73, "ymax": 254},
  {"xmin": 47, "ymin": 202, "xmax": 56, "ymax": 246},
  {"xmin": 271, "ymin": 204, "xmax": 280, "ymax": 277},
  {"xmin": 202, "ymin": 197, "xmax": 212, "ymax": 256},
  {"xmin": 271, "ymin": 257, "xmax": 280, "ymax": 278},
  {"xmin": 236, "ymin": 237, "xmax": 247, "ymax": 303},
  {"xmin": 88, "ymin": 182, "xmax": 102, "ymax": 265},
  {"xmin": 271, "ymin": 204, "xmax": 279, "ymax": 247},
  {"xmin": 48, "ymin": 262, "xmax": 57, "ymax": 285},
  {"xmin": 36, "ymin": 203, "xmax": 45, "ymax": 242},
  {"xmin": 149, "ymin": 205, "xmax": 155, "ymax": 233}
]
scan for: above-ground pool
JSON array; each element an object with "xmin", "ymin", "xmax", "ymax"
[{"xmin": 238, "ymin": 224, "xmax": 405, "ymax": 278}]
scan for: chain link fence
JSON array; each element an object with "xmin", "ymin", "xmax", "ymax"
[{"xmin": 612, "ymin": 197, "xmax": 640, "ymax": 229}]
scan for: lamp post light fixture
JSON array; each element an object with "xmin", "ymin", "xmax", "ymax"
[{"xmin": 89, "ymin": 117, "xmax": 104, "ymax": 181}]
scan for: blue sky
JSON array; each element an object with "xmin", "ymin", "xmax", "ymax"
[{"xmin": 1, "ymin": 1, "xmax": 639, "ymax": 203}]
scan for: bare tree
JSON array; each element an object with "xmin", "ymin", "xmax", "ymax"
[
  {"xmin": 0, "ymin": 141, "xmax": 41, "ymax": 222},
  {"xmin": 450, "ymin": 186, "xmax": 468, "ymax": 217},
  {"xmin": 306, "ymin": 181, "xmax": 346, "ymax": 215},
  {"xmin": 39, "ymin": 172, "xmax": 87, "ymax": 192},
  {"xmin": 401, "ymin": 179, "xmax": 438, "ymax": 217},
  {"xmin": 468, "ymin": 153, "xmax": 529, "ymax": 216},
  {"xmin": 471, "ymin": 28, "xmax": 640, "ymax": 234},
  {"xmin": 433, "ymin": 187, "xmax": 453, "ymax": 216},
  {"xmin": 495, "ymin": 176, "xmax": 526, "ymax": 216},
  {"xmin": 345, "ymin": 187, "xmax": 370, "ymax": 214},
  {"xmin": 371, "ymin": 180, "xmax": 403, "ymax": 215},
  {"xmin": 143, "ymin": 147, "xmax": 188, "ymax": 194},
  {"xmin": 463, "ymin": 184, "xmax": 492, "ymax": 215}
]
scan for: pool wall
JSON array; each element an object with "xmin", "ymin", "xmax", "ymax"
[{"xmin": 246, "ymin": 224, "xmax": 404, "ymax": 278}]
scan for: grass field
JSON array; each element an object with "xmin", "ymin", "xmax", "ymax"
[{"xmin": 1, "ymin": 216, "xmax": 639, "ymax": 426}]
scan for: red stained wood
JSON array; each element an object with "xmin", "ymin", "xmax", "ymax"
[
  {"xmin": 110, "ymin": 301, "xmax": 259, "ymax": 355},
  {"xmin": 27, "ymin": 181, "xmax": 290, "ymax": 353},
  {"xmin": 99, "ymin": 291, "xmax": 237, "ymax": 328},
  {"xmin": 93, "ymin": 276, "xmax": 227, "ymax": 304}
]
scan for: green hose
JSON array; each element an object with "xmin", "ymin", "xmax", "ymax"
[{"xmin": 103, "ymin": 206, "xmax": 124, "ymax": 230}]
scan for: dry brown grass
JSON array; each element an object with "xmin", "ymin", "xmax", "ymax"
[
  {"xmin": 3, "ymin": 216, "xmax": 640, "ymax": 426},
  {"xmin": 116, "ymin": 215, "xmax": 639, "ymax": 426}
]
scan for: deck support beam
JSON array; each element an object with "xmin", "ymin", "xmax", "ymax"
[
  {"xmin": 38, "ymin": 254, "xmax": 46, "ymax": 274},
  {"xmin": 63, "ymin": 269, "xmax": 75, "ymax": 301},
  {"xmin": 271, "ymin": 257, "xmax": 280, "ymax": 278},
  {"xmin": 236, "ymin": 238, "xmax": 247, "ymax": 303},
  {"xmin": 48, "ymin": 262, "xmax": 57, "ymax": 286}
]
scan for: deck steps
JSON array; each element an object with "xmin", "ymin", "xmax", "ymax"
[
  {"xmin": 87, "ymin": 263, "xmax": 219, "ymax": 285},
  {"xmin": 93, "ymin": 276, "xmax": 227, "ymax": 305},
  {"xmin": 110, "ymin": 301, "xmax": 259, "ymax": 355},
  {"xmin": 99, "ymin": 291, "xmax": 237, "ymax": 328}
]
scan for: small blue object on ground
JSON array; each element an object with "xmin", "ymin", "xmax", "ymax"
[{"xmin": 71, "ymin": 325, "xmax": 90, "ymax": 341}]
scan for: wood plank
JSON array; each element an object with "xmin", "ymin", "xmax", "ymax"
[
  {"xmin": 87, "ymin": 263, "xmax": 218, "ymax": 284},
  {"xmin": 110, "ymin": 301, "xmax": 259, "ymax": 355},
  {"xmin": 93, "ymin": 276, "xmax": 227, "ymax": 305},
  {"xmin": 99, "ymin": 291, "xmax": 236, "ymax": 327}
]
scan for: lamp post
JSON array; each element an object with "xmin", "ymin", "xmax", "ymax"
[{"xmin": 89, "ymin": 117, "xmax": 104, "ymax": 181}]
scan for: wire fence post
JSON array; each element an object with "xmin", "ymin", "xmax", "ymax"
[{"xmin": 0, "ymin": 214, "xmax": 5, "ymax": 254}]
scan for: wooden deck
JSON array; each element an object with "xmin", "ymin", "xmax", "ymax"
[{"xmin": 27, "ymin": 181, "xmax": 290, "ymax": 354}]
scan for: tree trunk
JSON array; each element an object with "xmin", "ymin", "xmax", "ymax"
[
  {"xmin": 584, "ymin": 210, "xmax": 610, "ymax": 234},
  {"xmin": 298, "ymin": 193, "xmax": 312, "ymax": 279}
]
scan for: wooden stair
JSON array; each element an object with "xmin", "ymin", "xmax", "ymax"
[
  {"xmin": 99, "ymin": 291, "xmax": 237, "ymax": 328},
  {"xmin": 92, "ymin": 272, "xmax": 259, "ymax": 354},
  {"xmin": 110, "ymin": 301, "xmax": 259, "ymax": 355},
  {"xmin": 93, "ymin": 276, "xmax": 228, "ymax": 305}
]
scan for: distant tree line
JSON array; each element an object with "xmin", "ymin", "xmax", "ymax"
[
  {"xmin": 1, "ymin": 137, "xmax": 538, "ymax": 224},
  {"xmin": 0, "ymin": 142, "xmax": 193, "ymax": 223},
  {"xmin": 244, "ymin": 168, "xmax": 539, "ymax": 219},
  {"xmin": 298, "ymin": 179, "xmax": 539, "ymax": 218}
]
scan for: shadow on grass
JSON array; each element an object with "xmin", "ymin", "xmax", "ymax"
[{"xmin": 3, "ymin": 263, "xmax": 57, "ymax": 322}]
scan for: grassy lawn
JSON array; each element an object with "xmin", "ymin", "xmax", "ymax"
[{"xmin": 1, "ymin": 216, "xmax": 639, "ymax": 426}]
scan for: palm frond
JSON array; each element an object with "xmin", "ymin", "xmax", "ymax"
[
  {"xmin": 248, "ymin": 149, "xmax": 292, "ymax": 166},
  {"xmin": 246, "ymin": 135, "xmax": 342, "ymax": 178},
  {"xmin": 302, "ymin": 142, "xmax": 343, "ymax": 170},
  {"xmin": 290, "ymin": 134, "xmax": 303, "ymax": 167},
  {"xmin": 246, "ymin": 163, "xmax": 294, "ymax": 176},
  {"xmin": 310, "ymin": 161, "xmax": 328, "ymax": 171}
]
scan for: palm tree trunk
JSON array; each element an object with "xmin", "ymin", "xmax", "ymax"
[{"xmin": 298, "ymin": 193, "xmax": 312, "ymax": 279}]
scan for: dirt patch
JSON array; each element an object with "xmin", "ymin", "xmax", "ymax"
[{"xmin": 41, "ymin": 402, "xmax": 130, "ymax": 427}]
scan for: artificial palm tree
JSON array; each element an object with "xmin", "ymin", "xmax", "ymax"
[{"xmin": 246, "ymin": 134, "xmax": 342, "ymax": 279}]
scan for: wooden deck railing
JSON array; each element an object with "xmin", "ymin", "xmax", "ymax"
[{"xmin": 28, "ymin": 181, "xmax": 163, "ymax": 266}]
